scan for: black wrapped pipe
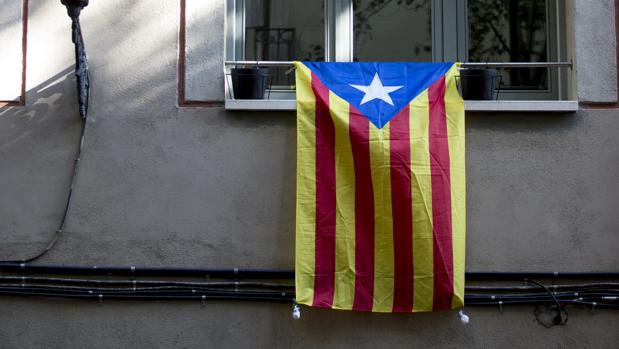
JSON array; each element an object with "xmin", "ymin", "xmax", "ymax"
[
  {"xmin": 0, "ymin": 263, "xmax": 617, "ymax": 281},
  {"xmin": 0, "ymin": 263, "xmax": 295, "ymax": 279},
  {"xmin": 62, "ymin": 0, "xmax": 90, "ymax": 119}
]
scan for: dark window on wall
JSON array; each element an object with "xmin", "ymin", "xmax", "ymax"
[
  {"xmin": 468, "ymin": 0, "xmax": 550, "ymax": 90},
  {"xmin": 244, "ymin": 0, "xmax": 325, "ymax": 85},
  {"xmin": 227, "ymin": 0, "xmax": 564, "ymax": 99},
  {"xmin": 353, "ymin": 0, "xmax": 432, "ymax": 62}
]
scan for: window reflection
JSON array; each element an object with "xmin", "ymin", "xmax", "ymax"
[
  {"xmin": 468, "ymin": 0, "xmax": 549, "ymax": 90},
  {"xmin": 245, "ymin": 0, "xmax": 324, "ymax": 86},
  {"xmin": 353, "ymin": 0, "xmax": 432, "ymax": 62}
]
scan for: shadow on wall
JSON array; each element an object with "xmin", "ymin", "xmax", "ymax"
[
  {"xmin": 0, "ymin": 0, "xmax": 192, "ymax": 260},
  {"xmin": 0, "ymin": 1, "xmax": 299, "ymax": 267},
  {"xmin": 0, "ymin": 66, "xmax": 82, "ymax": 260},
  {"xmin": 0, "ymin": 67, "xmax": 78, "ymax": 147}
]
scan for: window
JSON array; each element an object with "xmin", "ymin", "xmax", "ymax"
[
  {"xmin": 468, "ymin": 0, "xmax": 565, "ymax": 100},
  {"xmin": 353, "ymin": 0, "xmax": 432, "ymax": 62},
  {"xmin": 243, "ymin": 0, "xmax": 325, "ymax": 86},
  {"xmin": 226, "ymin": 0, "xmax": 566, "ymax": 100}
]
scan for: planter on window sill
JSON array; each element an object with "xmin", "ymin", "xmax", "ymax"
[
  {"xmin": 231, "ymin": 67, "xmax": 270, "ymax": 100},
  {"xmin": 458, "ymin": 68, "xmax": 501, "ymax": 100}
]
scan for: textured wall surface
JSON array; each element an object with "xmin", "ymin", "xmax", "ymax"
[
  {"xmin": 0, "ymin": 0, "xmax": 23, "ymax": 100},
  {"xmin": 573, "ymin": 0, "xmax": 618, "ymax": 103},
  {"xmin": 0, "ymin": 0, "xmax": 618, "ymax": 348},
  {"xmin": 185, "ymin": 0, "xmax": 225, "ymax": 101}
]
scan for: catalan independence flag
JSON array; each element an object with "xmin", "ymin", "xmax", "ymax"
[{"xmin": 295, "ymin": 62, "xmax": 465, "ymax": 312}]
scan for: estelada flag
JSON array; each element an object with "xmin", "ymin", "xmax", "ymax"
[{"xmin": 294, "ymin": 62, "xmax": 465, "ymax": 312}]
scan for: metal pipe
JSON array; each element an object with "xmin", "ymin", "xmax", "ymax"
[
  {"xmin": 224, "ymin": 61, "xmax": 574, "ymax": 68},
  {"xmin": 0, "ymin": 263, "xmax": 295, "ymax": 279},
  {"xmin": 225, "ymin": 61, "xmax": 297, "ymax": 67},
  {"xmin": 460, "ymin": 62, "xmax": 572, "ymax": 68},
  {"xmin": 466, "ymin": 271, "xmax": 619, "ymax": 280},
  {"xmin": 1, "ymin": 263, "xmax": 616, "ymax": 280}
]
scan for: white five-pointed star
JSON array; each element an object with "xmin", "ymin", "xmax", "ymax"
[{"xmin": 350, "ymin": 73, "xmax": 403, "ymax": 106}]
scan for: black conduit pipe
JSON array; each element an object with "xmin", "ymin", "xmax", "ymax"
[
  {"xmin": 0, "ymin": 263, "xmax": 295, "ymax": 279},
  {"xmin": 0, "ymin": 263, "xmax": 617, "ymax": 280},
  {"xmin": 465, "ymin": 272, "xmax": 619, "ymax": 280}
]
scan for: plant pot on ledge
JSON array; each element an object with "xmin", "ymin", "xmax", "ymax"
[
  {"xmin": 458, "ymin": 68, "xmax": 500, "ymax": 100},
  {"xmin": 231, "ymin": 67, "xmax": 270, "ymax": 99}
]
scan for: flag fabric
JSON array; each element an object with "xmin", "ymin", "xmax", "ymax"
[{"xmin": 294, "ymin": 61, "xmax": 465, "ymax": 312}]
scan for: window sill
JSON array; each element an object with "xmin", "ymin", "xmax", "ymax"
[{"xmin": 225, "ymin": 100, "xmax": 579, "ymax": 113}]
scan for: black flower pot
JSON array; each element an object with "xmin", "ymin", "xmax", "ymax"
[
  {"xmin": 231, "ymin": 67, "xmax": 270, "ymax": 99},
  {"xmin": 459, "ymin": 68, "xmax": 500, "ymax": 100}
]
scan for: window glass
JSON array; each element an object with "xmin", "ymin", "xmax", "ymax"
[
  {"xmin": 353, "ymin": 0, "xmax": 432, "ymax": 62},
  {"xmin": 245, "ymin": 0, "xmax": 324, "ymax": 85},
  {"xmin": 468, "ymin": 0, "xmax": 549, "ymax": 90}
]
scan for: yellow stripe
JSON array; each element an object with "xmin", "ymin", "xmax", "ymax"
[
  {"xmin": 294, "ymin": 62, "xmax": 316, "ymax": 306},
  {"xmin": 409, "ymin": 89, "xmax": 434, "ymax": 312},
  {"xmin": 329, "ymin": 91, "xmax": 356, "ymax": 310},
  {"xmin": 370, "ymin": 122, "xmax": 394, "ymax": 312},
  {"xmin": 444, "ymin": 64, "xmax": 466, "ymax": 308}
]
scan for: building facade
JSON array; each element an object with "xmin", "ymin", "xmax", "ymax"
[{"xmin": 1, "ymin": 0, "xmax": 618, "ymax": 347}]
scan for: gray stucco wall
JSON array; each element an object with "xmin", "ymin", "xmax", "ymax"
[
  {"xmin": 573, "ymin": 0, "xmax": 618, "ymax": 103},
  {"xmin": 0, "ymin": 0, "xmax": 618, "ymax": 348}
]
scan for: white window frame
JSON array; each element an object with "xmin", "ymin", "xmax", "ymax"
[{"xmin": 224, "ymin": 0, "xmax": 568, "ymax": 102}]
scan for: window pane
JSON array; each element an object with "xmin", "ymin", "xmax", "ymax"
[
  {"xmin": 353, "ymin": 0, "xmax": 432, "ymax": 62},
  {"xmin": 245, "ymin": 0, "xmax": 324, "ymax": 86},
  {"xmin": 468, "ymin": 0, "xmax": 549, "ymax": 90}
]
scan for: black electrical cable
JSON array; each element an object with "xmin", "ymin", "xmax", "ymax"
[
  {"xmin": 526, "ymin": 278, "xmax": 568, "ymax": 325},
  {"xmin": 465, "ymin": 299, "xmax": 619, "ymax": 309},
  {"xmin": 2, "ymin": 263, "xmax": 617, "ymax": 280},
  {"xmin": 0, "ymin": 268, "xmax": 618, "ymax": 309},
  {"xmin": 0, "ymin": 264, "xmax": 295, "ymax": 279},
  {"xmin": 466, "ymin": 272, "xmax": 619, "ymax": 280},
  {"xmin": 526, "ymin": 279, "xmax": 563, "ymax": 309},
  {"xmin": 0, "ymin": 276, "xmax": 293, "ymax": 289},
  {"xmin": 0, "ymin": 116, "xmax": 87, "ymax": 264},
  {"xmin": 0, "ymin": 289, "xmax": 293, "ymax": 303},
  {"xmin": 465, "ymin": 282, "xmax": 619, "ymax": 291},
  {"xmin": 0, "ymin": 285, "xmax": 616, "ymax": 308},
  {"xmin": 0, "ymin": 4, "xmax": 90, "ymax": 264}
]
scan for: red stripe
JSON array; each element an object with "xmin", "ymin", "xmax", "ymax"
[
  {"xmin": 389, "ymin": 105, "xmax": 414, "ymax": 312},
  {"xmin": 428, "ymin": 77, "xmax": 454, "ymax": 310},
  {"xmin": 311, "ymin": 73, "xmax": 336, "ymax": 308},
  {"xmin": 349, "ymin": 105, "xmax": 375, "ymax": 311}
]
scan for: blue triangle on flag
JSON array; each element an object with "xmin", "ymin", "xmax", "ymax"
[{"xmin": 302, "ymin": 62, "xmax": 454, "ymax": 129}]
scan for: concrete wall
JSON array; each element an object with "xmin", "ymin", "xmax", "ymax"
[
  {"xmin": 573, "ymin": 0, "xmax": 618, "ymax": 103},
  {"xmin": 0, "ymin": 0, "xmax": 618, "ymax": 348},
  {"xmin": 0, "ymin": 0, "xmax": 23, "ymax": 101}
]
